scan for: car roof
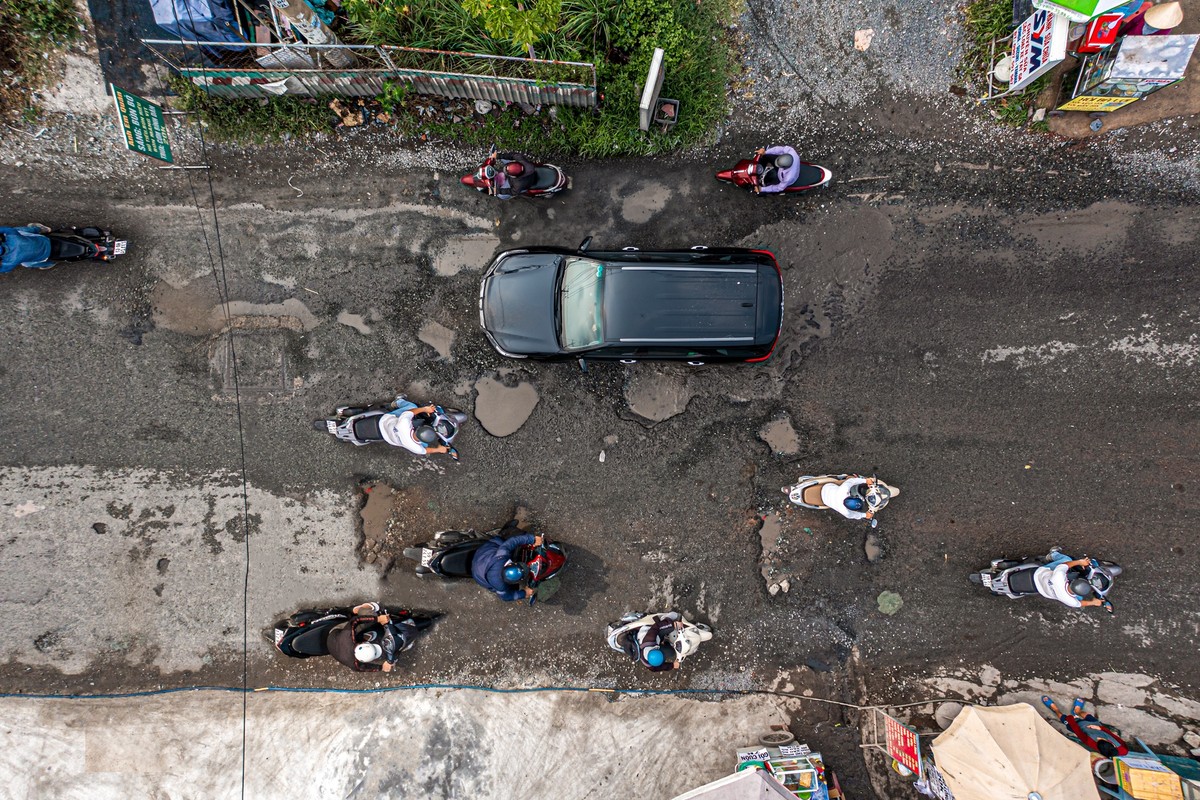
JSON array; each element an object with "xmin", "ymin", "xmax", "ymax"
[{"xmin": 598, "ymin": 261, "xmax": 766, "ymax": 345}]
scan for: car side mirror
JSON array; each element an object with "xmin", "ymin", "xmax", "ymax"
[
  {"xmin": 577, "ymin": 357, "xmax": 588, "ymax": 373},
  {"xmin": 578, "ymin": 236, "xmax": 592, "ymax": 252}
]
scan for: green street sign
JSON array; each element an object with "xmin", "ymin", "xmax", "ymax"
[{"xmin": 110, "ymin": 83, "xmax": 173, "ymax": 163}]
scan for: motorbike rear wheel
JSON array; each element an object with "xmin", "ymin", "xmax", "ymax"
[{"xmin": 968, "ymin": 573, "xmax": 984, "ymax": 585}]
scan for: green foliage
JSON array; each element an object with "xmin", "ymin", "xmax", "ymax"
[
  {"xmin": 0, "ymin": 0, "xmax": 82, "ymax": 115},
  {"xmin": 461, "ymin": 0, "xmax": 562, "ymax": 50},
  {"xmin": 167, "ymin": 76, "xmax": 333, "ymax": 142},
  {"xmin": 378, "ymin": 80, "xmax": 410, "ymax": 113},
  {"xmin": 344, "ymin": 0, "xmax": 499, "ymax": 54},
  {"xmin": 558, "ymin": 0, "xmax": 619, "ymax": 55}
]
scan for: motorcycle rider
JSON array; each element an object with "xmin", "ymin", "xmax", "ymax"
[
  {"xmin": 637, "ymin": 612, "xmax": 683, "ymax": 671},
  {"xmin": 0, "ymin": 224, "xmax": 54, "ymax": 271},
  {"xmin": 1042, "ymin": 551, "xmax": 1114, "ymax": 612},
  {"xmin": 493, "ymin": 152, "xmax": 539, "ymax": 199},
  {"xmin": 377, "ymin": 397, "xmax": 458, "ymax": 460},
  {"xmin": 753, "ymin": 146, "xmax": 801, "ymax": 194},
  {"xmin": 326, "ymin": 602, "xmax": 423, "ymax": 672},
  {"xmin": 825, "ymin": 476, "xmax": 886, "ymax": 523},
  {"xmin": 470, "ymin": 519, "xmax": 542, "ymax": 602}
]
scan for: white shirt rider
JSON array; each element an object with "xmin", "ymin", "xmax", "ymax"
[
  {"xmin": 821, "ymin": 477, "xmax": 869, "ymax": 520},
  {"xmin": 377, "ymin": 400, "xmax": 451, "ymax": 456}
]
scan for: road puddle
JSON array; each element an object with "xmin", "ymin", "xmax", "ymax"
[
  {"xmin": 473, "ymin": 376, "xmax": 539, "ymax": 436},
  {"xmin": 623, "ymin": 370, "xmax": 693, "ymax": 424},
  {"xmin": 432, "ymin": 234, "xmax": 500, "ymax": 276},
  {"xmin": 619, "ymin": 184, "xmax": 671, "ymax": 224},
  {"xmin": 759, "ymin": 415, "xmax": 800, "ymax": 455},
  {"xmin": 418, "ymin": 320, "xmax": 456, "ymax": 360}
]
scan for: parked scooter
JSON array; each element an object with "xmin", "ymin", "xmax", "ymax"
[
  {"xmin": 606, "ymin": 611, "xmax": 713, "ymax": 671},
  {"xmin": 272, "ymin": 604, "xmax": 440, "ymax": 663},
  {"xmin": 782, "ymin": 474, "xmax": 899, "ymax": 527},
  {"xmin": 969, "ymin": 549, "xmax": 1120, "ymax": 613},
  {"xmin": 402, "ymin": 528, "xmax": 568, "ymax": 598},
  {"xmin": 313, "ymin": 396, "xmax": 467, "ymax": 459},
  {"xmin": 0, "ymin": 224, "xmax": 126, "ymax": 272},
  {"xmin": 460, "ymin": 147, "xmax": 569, "ymax": 199},
  {"xmin": 716, "ymin": 146, "xmax": 832, "ymax": 194}
]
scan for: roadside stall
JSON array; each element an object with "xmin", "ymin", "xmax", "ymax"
[
  {"xmin": 1058, "ymin": 33, "xmax": 1200, "ymax": 111},
  {"xmin": 734, "ymin": 736, "xmax": 844, "ymax": 800},
  {"xmin": 930, "ymin": 704, "xmax": 1102, "ymax": 800}
]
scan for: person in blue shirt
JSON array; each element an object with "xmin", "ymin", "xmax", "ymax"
[
  {"xmin": 0, "ymin": 225, "xmax": 54, "ymax": 271},
  {"xmin": 470, "ymin": 519, "xmax": 542, "ymax": 602}
]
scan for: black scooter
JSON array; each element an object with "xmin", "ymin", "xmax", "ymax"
[{"xmin": 272, "ymin": 605, "xmax": 438, "ymax": 659}]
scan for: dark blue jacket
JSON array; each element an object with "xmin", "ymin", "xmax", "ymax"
[
  {"xmin": 1, "ymin": 226, "xmax": 52, "ymax": 272},
  {"xmin": 471, "ymin": 532, "xmax": 536, "ymax": 601}
]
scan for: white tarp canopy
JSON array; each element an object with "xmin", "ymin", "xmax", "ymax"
[
  {"xmin": 931, "ymin": 704, "xmax": 1102, "ymax": 800},
  {"xmin": 672, "ymin": 767, "xmax": 798, "ymax": 800}
]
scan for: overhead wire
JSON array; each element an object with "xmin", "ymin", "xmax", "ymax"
[{"xmin": 154, "ymin": 7, "xmax": 253, "ymax": 798}]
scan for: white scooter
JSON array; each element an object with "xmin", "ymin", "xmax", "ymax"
[
  {"xmin": 605, "ymin": 612, "xmax": 712, "ymax": 669},
  {"xmin": 782, "ymin": 474, "xmax": 899, "ymax": 528}
]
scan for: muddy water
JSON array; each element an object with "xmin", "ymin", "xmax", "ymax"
[
  {"xmin": 623, "ymin": 371, "xmax": 693, "ymax": 423},
  {"xmin": 153, "ymin": 282, "xmax": 322, "ymax": 335},
  {"xmin": 758, "ymin": 513, "xmax": 783, "ymax": 583},
  {"xmin": 759, "ymin": 415, "xmax": 801, "ymax": 455},
  {"xmin": 418, "ymin": 320, "xmax": 456, "ymax": 360},
  {"xmin": 431, "ymin": 234, "xmax": 501, "ymax": 277},
  {"xmin": 359, "ymin": 483, "xmax": 396, "ymax": 543},
  {"xmin": 473, "ymin": 376, "xmax": 539, "ymax": 437},
  {"xmin": 336, "ymin": 312, "xmax": 372, "ymax": 335},
  {"xmin": 618, "ymin": 184, "xmax": 671, "ymax": 224}
]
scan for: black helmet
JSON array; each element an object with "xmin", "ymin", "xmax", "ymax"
[
  {"xmin": 1069, "ymin": 577, "xmax": 1095, "ymax": 598},
  {"xmin": 414, "ymin": 424, "xmax": 439, "ymax": 445},
  {"xmin": 774, "ymin": 153, "xmax": 794, "ymax": 169}
]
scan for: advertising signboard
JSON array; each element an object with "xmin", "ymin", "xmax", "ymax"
[
  {"xmin": 884, "ymin": 713, "xmax": 923, "ymax": 778},
  {"xmin": 111, "ymin": 84, "xmax": 173, "ymax": 163},
  {"xmin": 1009, "ymin": 9, "xmax": 1069, "ymax": 91}
]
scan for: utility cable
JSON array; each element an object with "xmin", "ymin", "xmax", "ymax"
[{"xmin": 153, "ymin": 10, "xmax": 253, "ymax": 798}]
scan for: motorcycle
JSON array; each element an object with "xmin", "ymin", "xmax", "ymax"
[
  {"xmin": 272, "ymin": 605, "xmax": 439, "ymax": 659},
  {"xmin": 313, "ymin": 396, "xmax": 467, "ymax": 458},
  {"xmin": 460, "ymin": 148, "xmax": 569, "ymax": 199},
  {"xmin": 605, "ymin": 611, "xmax": 713, "ymax": 668},
  {"xmin": 782, "ymin": 474, "xmax": 899, "ymax": 528},
  {"xmin": 969, "ymin": 549, "xmax": 1121, "ymax": 612},
  {"xmin": 716, "ymin": 148, "xmax": 832, "ymax": 194},
  {"xmin": 3, "ymin": 225, "xmax": 127, "ymax": 270},
  {"xmin": 402, "ymin": 528, "xmax": 567, "ymax": 604}
]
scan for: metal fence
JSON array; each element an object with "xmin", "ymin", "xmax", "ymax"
[{"xmin": 143, "ymin": 40, "xmax": 598, "ymax": 108}]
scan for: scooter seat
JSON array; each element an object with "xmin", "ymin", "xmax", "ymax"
[
  {"xmin": 801, "ymin": 484, "xmax": 825, "ymax": 506},
  {"xmin": 48, "ymin": 236, "xmax": 91, "ymax": 260},
  {"xmin": 436, "ymin": 541, "xmax": 482, "ymax": 577},
  {"xmin": 790, "ymin": 164, "xmax": 829, "ymax": 190},
  {"xmin": 352, "ymin": 415, "xmax": 382, "ymax": 441},
  {"xmin": 289, "ymin": 625, "xmax": 333, "ymax": 656},
  {"xmin": 1007, "ymin": 567, "xmax": 1038, "ymax": 595},
  {"xmin": 533, "ymin": 166, "xmax": 559, "ymax": 190}
]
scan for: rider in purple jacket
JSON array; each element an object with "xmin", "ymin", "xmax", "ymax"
[{"xmin": 754, "ymin": 146, "xmax": 801, "ymax": 194}]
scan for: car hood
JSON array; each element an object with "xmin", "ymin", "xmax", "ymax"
[{"xmin": 481, "ymin": 257, "xmax": 561, "ymax": 355}]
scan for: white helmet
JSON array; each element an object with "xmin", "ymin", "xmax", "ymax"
[{"xmin": 355, "ymin": 642, "xmax": 383, "ymax": 663}]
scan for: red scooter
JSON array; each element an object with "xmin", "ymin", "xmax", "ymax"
[
  {"xmin": 716, "ymin": 148, "xmax": 832, "ymax": 194},
  {"xmin": 460, "ymin": 148, "xmax": 569, "ymax": 199}
]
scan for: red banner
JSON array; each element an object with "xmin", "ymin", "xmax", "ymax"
[{"xmin": 884, "ymin": 714, "xmax": 923, "ymax": 777}]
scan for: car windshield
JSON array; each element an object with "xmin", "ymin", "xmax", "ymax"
[{"xmin": 559, "ymin": 256, "xmax": 605, "ymax": 350}]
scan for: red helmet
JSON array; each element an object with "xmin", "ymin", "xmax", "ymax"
[{"xmin": 503, "ymin": 161, "xmax": 525, "ymax": 177}]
